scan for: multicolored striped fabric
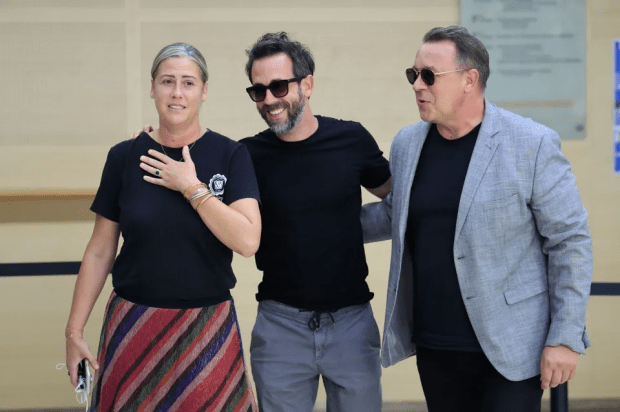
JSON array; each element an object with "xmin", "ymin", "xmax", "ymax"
[{"xmin": 90, "ymin": 291, "xmax": 256, "ymax": 412}]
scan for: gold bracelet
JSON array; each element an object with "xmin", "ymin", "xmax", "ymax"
[
  {"xmin": 188, "ymin": 189, "xmax": 210, "ymax": 203},
  {"xmin": 195, "ymin": 193, "xmax": 214, "ymax": 212},
  {"xmin": 187, "ymin": 187, "xmax": 208, "ymax": 202},
  {"xmin": 183, "ymin": 182, "xmax": 205, "ymax": 199}
]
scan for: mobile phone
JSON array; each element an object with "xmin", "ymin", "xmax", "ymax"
[
  {"xmin": 74, "ymin": 358, "xmax": 93, "ymax": 410},
  {"xmin": 76, "ymin": 359, "xmax": 88, "ymax": 390}
]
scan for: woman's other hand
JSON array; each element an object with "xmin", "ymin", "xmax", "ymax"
[{"xmin": 66, "ymin": 333, "xmax": 99, "ymax": 387}]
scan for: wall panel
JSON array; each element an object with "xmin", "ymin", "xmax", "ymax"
[
  {"xmin": 0, "ymin": 23, "xmax": 126, "ymax": 146},
  {"xmin": 0, "ymin": 0, "xmax": 124, "ymax": 8},
  {"xmin": 1, "ymin": 0, "xmax": 619, "ymax": 409}
]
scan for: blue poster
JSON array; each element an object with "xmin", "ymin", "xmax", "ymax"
[
  {"xmin": 615, "ymin": 40, "xmax": 620, "ymax": 104},
  {"xmin": 615, "ymin": 132, "xmax": 620, "ymax": 174}
]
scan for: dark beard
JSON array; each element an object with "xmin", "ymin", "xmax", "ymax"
[{"xmin": 259, "ymin": 89, "xmax": 305, "ymax": 134}]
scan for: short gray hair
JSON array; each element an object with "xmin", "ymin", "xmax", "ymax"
[
  {"xmin": 151, "ymin": 42, "xmax": 208, "ymax": 83},
  {"xmin": 423, "ymin": 26, "xmax": 490, "ymax": 90}
]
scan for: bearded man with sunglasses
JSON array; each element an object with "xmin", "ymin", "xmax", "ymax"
[
  {"xmin": 362, "ymin": 26, "xmax": 592, "ymax": 411},
  {"xmin": 240, "ymin": 32, "xmax": 391, "ymax": 412}
]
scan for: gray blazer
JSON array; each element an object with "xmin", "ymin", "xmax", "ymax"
[{"xmin": 362, "ymin": 101, "xmax": 592, "ymax": 381}]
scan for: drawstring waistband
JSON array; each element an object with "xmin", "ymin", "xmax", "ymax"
[
  {"xmin": 257, "ymin": 301, "xmax": 369, "ymax": 331},
  {"xmin": 305, "ymin": 310, "xmax": 336, "ymax": 331}
]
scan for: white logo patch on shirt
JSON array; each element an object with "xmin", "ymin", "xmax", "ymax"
[{"xmin": 209, "ymin": 174, "xmax": 227, "ymax": 200}]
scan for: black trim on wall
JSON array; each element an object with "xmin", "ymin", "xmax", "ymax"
[
  {"xmin": 590, "ymin": 283, "xmax": 620, "ymax": 296},
  {"xmin": 0, "ymin": 262, "xmax": 619, "ymax": 296},
  {"xmin": 0, "ymin": 262, "xmax": 81, "ymax": 277}
]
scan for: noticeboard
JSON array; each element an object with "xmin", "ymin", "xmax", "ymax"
[{"xmin": 461, "ymin": 0, "xmax": 586, "ymax": 139}]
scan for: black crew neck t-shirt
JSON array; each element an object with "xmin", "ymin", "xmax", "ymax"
[
  {"xmin": 406, "ymin": 123, "xmax": 482, "ymax": 352},
  {"xmin": 241, "ymin": 116, "xmax": 391, "ymax": 310},
  {"xmin": 91, "ymin": 130, "xmax": 260, "ymax": 309}
]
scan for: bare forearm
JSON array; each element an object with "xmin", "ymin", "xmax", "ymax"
[
  {"xmin": 191, "ymin": 197, "xmax": 260, "ymax": 257},
  {"xmin": 66, "ymin": 251, "xmax": 114, "ymax": 331},
  {"xmin": 66, "ymin": 215, "xmax": 120, "ymax": 332},
  {"xmin": 64, "ymin": 249, "xmax": 113, "ymax": 385}
]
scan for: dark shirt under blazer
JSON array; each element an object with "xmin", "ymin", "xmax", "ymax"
[{"xmin": 361, "ymin": 100, "xmax": 592, "ymax": 381}]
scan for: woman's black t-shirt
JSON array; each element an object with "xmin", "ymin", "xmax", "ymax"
[{"xmin": 91, "ymin": 130, "xmax": 260, "ymax": 309}]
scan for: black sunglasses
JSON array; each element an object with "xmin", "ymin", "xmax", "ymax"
[
  {"xmin": 246, "ymin": 77, "xmax": 303, "ymax": 102},
  {"xmin": 405, "ymin": 67, "xmax": 468, "ymax": 86}
]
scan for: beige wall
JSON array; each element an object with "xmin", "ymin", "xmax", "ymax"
[{"xmin": 1, "ymin": 0, "xmax": 619, "ymax": 409}]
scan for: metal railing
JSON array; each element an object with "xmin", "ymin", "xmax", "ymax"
[{"xmin": 552, "ymin": 383, "xmax": 569, "ymax": 412}]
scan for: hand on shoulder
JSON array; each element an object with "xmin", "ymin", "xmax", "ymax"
[{"xmin": 130, "ymin": 125, "xmax": 154, "ymax": 140}]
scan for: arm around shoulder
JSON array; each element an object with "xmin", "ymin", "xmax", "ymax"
[
  {"xmin": 361, "ymin": 126, "xmax": 411, "ymax": 243},
  {"xmin": 361, "ymin": 192, "xmax": 393, "ymax": 243},
  {"xmin": 366, "ymin": 177, "xmax": 392, "ymax": 199}
]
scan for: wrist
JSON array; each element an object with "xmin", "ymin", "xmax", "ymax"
[
  {"xmin": 194, "ymin": 192, "xmax": 215, "ymax": 211},
  {"xmin": 182, "ymin": 181, "xmax": 205, "ymax": 199},
  {"xmin": 65, "ymin": 326, "xmax": 83, "ymax": 340}
]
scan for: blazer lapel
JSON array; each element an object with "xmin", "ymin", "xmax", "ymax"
[{"xmin": 454, "ymin": 101, "xmax": 500, "ymax": 242}]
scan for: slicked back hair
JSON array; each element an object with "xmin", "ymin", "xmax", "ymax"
[
  {"xmin": 423, "ymin": 26, "xmax": 490, "ymax": 90},
  {"xmin": 245, "ymin": 32, "xmax": 315, "ymax": 84},
  {"xmin": 151, "ymin": 42, "xmax": 208, "ymax": 83}
]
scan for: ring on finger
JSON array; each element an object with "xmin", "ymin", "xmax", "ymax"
[{"xmin": 155, "ymin": 169, "xmax": 161, "ymax": 177}]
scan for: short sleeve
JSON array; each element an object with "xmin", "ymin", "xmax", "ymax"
[
  {"xmin": 222, "ymin": 144, "xmax": 260, "ymax": 205},
  {"xmin": 90, "ymin": 144, "xmax": 126, "ymax": 222},
  {"xmin": 358, "ymin": 126, "xmax": 391, "ymax": 189}
]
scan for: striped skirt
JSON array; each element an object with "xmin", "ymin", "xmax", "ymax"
[{"xmin": 90, "ymin": 291, "xmax": 257, "ymax": 412}]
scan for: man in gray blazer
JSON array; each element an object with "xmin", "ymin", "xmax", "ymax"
[{"xmin": 362, "ymin": 26, "xmax": 592, "ymax": 411}]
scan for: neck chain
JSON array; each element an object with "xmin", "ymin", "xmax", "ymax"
[{"xmin": 159, "ymin": 139, "xmax": 197, "ymax": 162}]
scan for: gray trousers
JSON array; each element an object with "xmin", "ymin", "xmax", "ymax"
[{"xmin": 250, "ymin": 300, "xmax": 382, "ymax": 412}]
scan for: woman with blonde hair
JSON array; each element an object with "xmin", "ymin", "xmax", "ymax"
[{"xmin": 64, "ymin": 42, "xmax": 260, "ymax": 411}]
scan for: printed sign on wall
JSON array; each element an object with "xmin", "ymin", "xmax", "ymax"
[{"xmin": 461, "ymin": 0, "xmax": 586, "ymax": 139}]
